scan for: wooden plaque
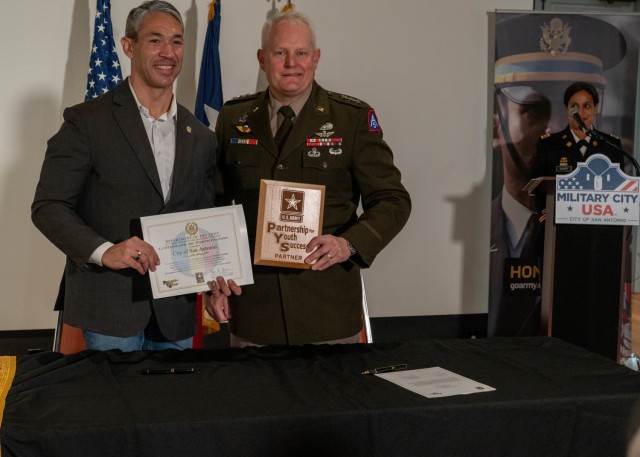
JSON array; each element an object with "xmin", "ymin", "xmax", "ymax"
[{"xmin": 254, "ymin": 180, "xmax": 325, "ymax": 269}]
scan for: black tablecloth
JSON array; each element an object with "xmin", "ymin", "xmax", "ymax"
[{"xmin": 1, "ymin": 337, "xmax": 639, "ymax": 457}]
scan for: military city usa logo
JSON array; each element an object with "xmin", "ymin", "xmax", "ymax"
[{"xmin": 555, "ymin": 154, "xmax": 640, "ymax": 226}]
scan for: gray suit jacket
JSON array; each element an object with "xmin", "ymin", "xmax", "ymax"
[{"xmin": 32, "ymin": 79, "xmax": 217, "ymax": 340}]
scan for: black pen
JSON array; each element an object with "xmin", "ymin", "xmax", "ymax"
[
  {"xmin": 142, "ymin": 368, "xmax": 196, "ymax": 375},
  {"xmin": 362, "ymin": 363, "xmax": 408, "ymax": 375}
]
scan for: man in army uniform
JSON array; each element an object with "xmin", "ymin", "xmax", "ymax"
[{"xmin": 212, "ymin": 10, "xmax": 411, "ymax": 346}]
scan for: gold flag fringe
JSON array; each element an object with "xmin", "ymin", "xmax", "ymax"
[{"xmin": 208, "ymin": 0, "xmax": 217, "ymax": 22}]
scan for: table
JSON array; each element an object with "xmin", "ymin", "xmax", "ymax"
[{"xmin": 1, "ymin": 337, "xmax": 639, "ymax": 457}]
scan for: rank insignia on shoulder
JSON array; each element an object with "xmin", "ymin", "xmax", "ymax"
[
  {"xmin": 226, "ymin": 94, "xmax": 258, "ymax": 106},
  {"xmin": 340, "ymin": 94, "xmax": 362, "ymax": 104},
  {"xmin": 540, "ymin": 132, "xmax": 550, "ymax": 139},
  {"xmin": 235, "ymin": 124, "xmax": 252, "ymax": 133},
  {"xmin": 230, "ymin": 138, "xmax": 258, "ymax": 145},
  {"xmin": 232, "ymin": 93, "xmax": 255, "ymax": 100},
  {"xmin": 368, "ymin": 110, "xmax": 381, "ymax": 132},
  {"xmin": 599, "ymin": 131, "xmax": 620, "ymax": 140}
]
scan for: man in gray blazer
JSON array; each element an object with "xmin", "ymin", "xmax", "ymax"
[{"xmin": 32, "ymin": 1, "xmax": 239, "ymax": 351}]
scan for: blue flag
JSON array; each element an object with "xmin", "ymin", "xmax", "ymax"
[
  {"xmin": 86, "ymin": 0, "xmax": 123, "ymax": 100},
  {"xmin": 195, "ymin": 0, "xmax": 224, "ymax": 129}
]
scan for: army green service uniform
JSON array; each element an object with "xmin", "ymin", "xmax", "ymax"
[{"xmin": 215, "ymin": 82, "xmax": 411, "ymax": 344}]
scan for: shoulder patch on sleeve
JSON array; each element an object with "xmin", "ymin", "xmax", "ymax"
[{"xmin": 368, "ymin": 110, "xmax": 381, "ymax": 132}]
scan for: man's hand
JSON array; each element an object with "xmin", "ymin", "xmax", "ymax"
[
  {"xmin": 101, "ymin": 236, "xmax": 160, "ymax": 275},
  {"xmin": 205, "ymin": 276, "xmax": 242, "ymax": 322},
  {"xmin": 304, "ymin": 235, "xmax": 351, "ymax": 271}
]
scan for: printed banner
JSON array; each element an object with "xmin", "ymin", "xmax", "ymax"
[{"xmin": 488, "ymin": 12, "xmax": 640, "ymax": 351}]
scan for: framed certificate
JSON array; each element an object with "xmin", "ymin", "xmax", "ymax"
[
  {"xmin": 254, "ymin": 180, "xmax": 325, "ymax": 269},
  {"xmin": 140, "ymin": 205, "xmax": 254, "ymax": 299}
]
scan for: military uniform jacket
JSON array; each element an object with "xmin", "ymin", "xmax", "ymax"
[
  {"xmin": 535, "ymin": 125, "xmax": 624, "ymax": 177},
  {"xmin": 215, "ymin": 81, "xmax": 411, "ymax": 344},
  {"xmin": 32, "ymin": 79, "xmax": 217, "ymax": 340}
]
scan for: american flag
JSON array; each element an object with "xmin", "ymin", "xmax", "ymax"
[{"xmin": 85, "ymin": 0, "xmax": 122, "ymax": 100}]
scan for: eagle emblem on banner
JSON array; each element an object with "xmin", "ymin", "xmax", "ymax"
[{"xmin": 540, "ymin": 18, "xmax": 572, "ymax": 56}]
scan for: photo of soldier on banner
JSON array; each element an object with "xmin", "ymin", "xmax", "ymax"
[{"xmin": 489, "ymin": 12, "xmax": 640, "ymax": 361}]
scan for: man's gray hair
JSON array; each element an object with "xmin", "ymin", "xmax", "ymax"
[
  {"xmin": 261, "ymin": 10, "xmax": 317, "ymax": 50},
  {"xmin": 125, "ymin": 1, "xmax": 183, "ymax": 41}
]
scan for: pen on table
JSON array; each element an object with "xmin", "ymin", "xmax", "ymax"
[
  {"xmin": 142, "ymin": 368, "xmax": 196, "ymax": 375},
  {"xmin": 361, "ymin": 363, "xmax": 408, "ymax": 375}
]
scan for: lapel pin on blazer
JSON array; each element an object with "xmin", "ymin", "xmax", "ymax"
[{"xmin": 186, "ymin": 126, "xmax": 192, "ymax": 134}]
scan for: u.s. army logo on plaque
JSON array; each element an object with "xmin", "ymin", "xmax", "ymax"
[
  {"xmin": 255, "ymin": 180, "xmax": 325, "ymax": 269},
  {"xmin": 280, "ymin": 189, "xmax": 304, "ymax": 222}
]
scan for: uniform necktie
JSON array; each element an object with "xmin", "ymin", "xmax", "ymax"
[
  {"xmin": 576, "ymin": 139, "xmax": 589, "ymax": 156},
  {"xmin": 520, "ymin": 213, "xmax": 541, "ymax": 259},
  {"xmin": 274, "ymin": 105, "xmax": 295, "ymax": 151}
]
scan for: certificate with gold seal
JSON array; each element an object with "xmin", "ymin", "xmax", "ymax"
[
  {"xmin": 140, "ymin": 205, "xmax": 254, "ymax": 299},
  {"xmin": 254, "ymin": 180, "xmax": 325, "ymax": 269}
]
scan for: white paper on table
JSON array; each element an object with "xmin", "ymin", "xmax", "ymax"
[{"xmin": 376, "ymin": 366, "xmax": 495, "ymax": 398}]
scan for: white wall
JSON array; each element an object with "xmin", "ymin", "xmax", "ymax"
[{"xmin": 0, "ymin": 0, "xmax": 532, "ymax": 331}]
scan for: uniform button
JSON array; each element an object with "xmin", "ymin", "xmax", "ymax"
[
  {"xmin": 322, "ymin": 162, "xmax": 328, "ymax": 169},
  {"xmin": 236, "ymin": 160, "xmax": 242, "ymax": 165},
  {"xmin": 276, "ymin": 164, "xmax": 285, "ymax": 171}
]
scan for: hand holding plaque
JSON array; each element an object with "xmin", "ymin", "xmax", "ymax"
[{"xmin": 254, "ymin": 180, "xmax": 325, "ymax": 269}]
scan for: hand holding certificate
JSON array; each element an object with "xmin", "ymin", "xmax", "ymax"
[{"xmin": 140, "ymin": 205, "xmax": 254, "ymax": 299}]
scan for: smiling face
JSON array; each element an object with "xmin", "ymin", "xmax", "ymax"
[
  {"xmin": 566, "ymin": 89, "xmax": 597, "ymax": 133},
  {"xmin": 258, "ymin": 20, "xmax": 320, "ymax": 104},
  {"xmin": 121, "ymin": 12, "xmax": 184, "ymax": 94}
]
